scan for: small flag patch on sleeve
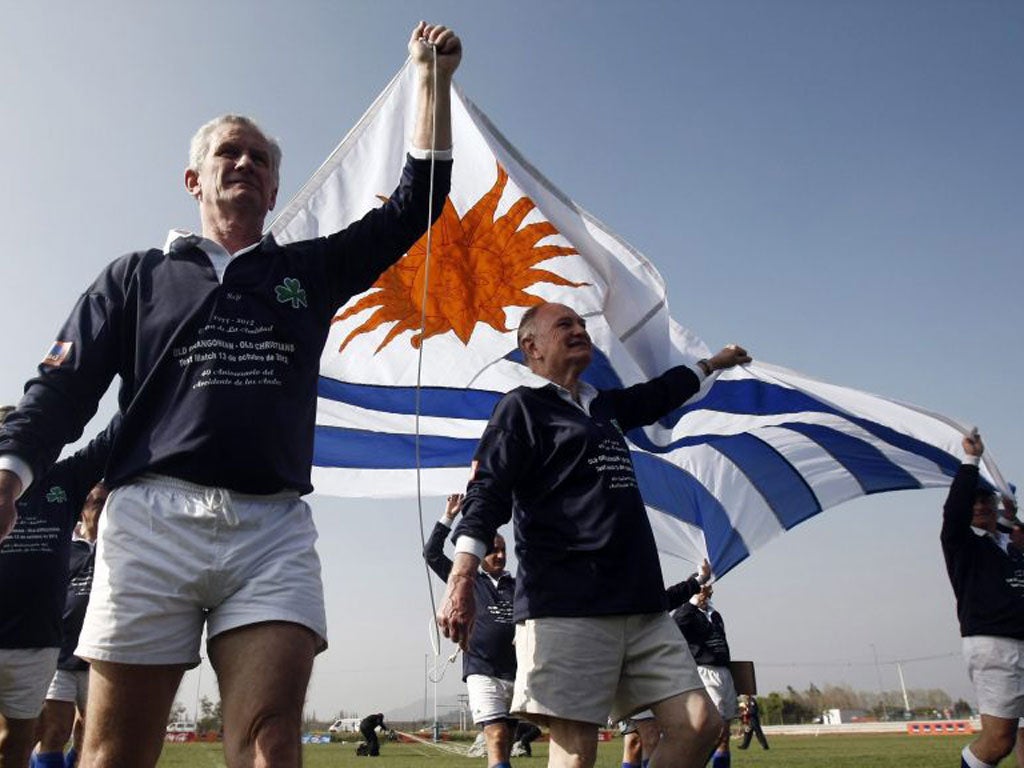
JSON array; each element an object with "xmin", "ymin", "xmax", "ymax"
[{"xmin": 42, "ymin": 341, "xmax": 73, "ymax": 367}]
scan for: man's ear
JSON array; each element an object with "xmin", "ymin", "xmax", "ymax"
[
  {"xmin": 521, "ymin": 337, "xmax": 539, "ymax": 361},
  {"xmin": 268, "ymin": 184, "xmax": 279, "ymax": 212},
  {"xmin": 184, "ymin": 168, "xmax": 201, "ymax": 200}
]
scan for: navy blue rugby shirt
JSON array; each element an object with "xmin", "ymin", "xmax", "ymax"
[
  {"xmin": 0, "ymin": 420, "xmax": 115, "ymax": 649},
  {"xmin": 453, "ymin": 364, "xmax": 704, "ymax": 621},
  {"xmin": 0, "ymin": 156, "xmax": 450, "ymax": 495},
  {"xmin": 941, "ymin": 461, "xmax": 1024, "ymax": 639}
]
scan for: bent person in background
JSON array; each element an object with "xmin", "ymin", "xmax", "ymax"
[{"xmin": 0, "ymin": 21, "xmax": 460, "ymax": 768}]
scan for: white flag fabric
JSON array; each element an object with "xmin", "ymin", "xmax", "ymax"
[{"xmin": 270, "ymin": 61, "xmax": 1007, "ymax": 577}]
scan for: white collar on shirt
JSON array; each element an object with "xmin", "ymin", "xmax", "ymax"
[
  {"xmin": 163, "ymin": 229, "xmax": 264, "ymax": 283},
  {"xmin": 547, "ymin": 379, "xmax": 599, "ymax": 414}
]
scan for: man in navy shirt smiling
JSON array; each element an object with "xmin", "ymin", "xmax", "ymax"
[{"xmin": 437, "ymin": 301, "xmax": 750, "ymax": 768}]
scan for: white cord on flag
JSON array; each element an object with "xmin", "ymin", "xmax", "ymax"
[{"xmin": 413, "ymin": 42, "xmax": 446, "ymax": 662}]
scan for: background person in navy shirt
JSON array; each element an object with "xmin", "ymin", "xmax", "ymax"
[{"xmin": 424, "ymin": 493, "xmax": 516, "ymax": 768}]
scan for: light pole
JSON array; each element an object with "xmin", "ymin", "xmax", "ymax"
[{"xmin": 871, "ymin": 644, "xmax": 889, "ymax": 720}]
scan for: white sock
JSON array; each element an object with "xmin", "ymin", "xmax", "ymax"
[{"xmin": 962, "ymin": 744, "xmax": 995, "ymax": 768}]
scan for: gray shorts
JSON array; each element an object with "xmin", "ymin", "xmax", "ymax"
[
  {"xmin": 45, "ymin": 668, "xmax": 90, "ymax": 709},
  {"xmin": 697, "ymin": 664, "xmax": 738, "ymax": 720},
  {"xmin": 77, "ymin": 476, "xmax": 327, "ymax": 666},
  {"xmin": 0, "ymin": 647, "xmax": 59, "ymax": 719},
  {"xmin": 963, "ymin": 635, "xmax": 1024, "ymax": 719},
  {"xmin": 512, "ymin": 613, "xmax": 703, "ymax": 725}
]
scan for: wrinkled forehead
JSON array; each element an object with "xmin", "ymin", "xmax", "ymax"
[
  {"xmin": 537, "ymin": 302, "xmax": 581, "ymax": 328},
  {"xmin": 210, "ymin": 122, "xmax": 271, "ymax": 152}
]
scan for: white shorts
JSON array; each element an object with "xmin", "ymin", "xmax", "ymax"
[
  {"xmin": 77, "ymin": 477, "xmax": 327, "ymax": 666},
  {"xmin": 697, "ymin": 665, "xmax": 738, "ymax": 720},
  {"xmin": 962, "ymin": 635, "xmax": 1024, "ymax": 719},
  {"xmin": 0, "ymin": 647, "xmax": 60, "ymax": 719},
  {"xmin": 466, "ymin": 674, "xmax": 515, "ymax": 724},
  {"xmin": 45, "ymin": 668, "xmax": 90, "ymax": 709},
  {"xmin": 512, "ymin": 613, "xmax": 703, "ymax": 725}
]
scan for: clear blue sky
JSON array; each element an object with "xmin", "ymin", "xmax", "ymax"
[{"xmin": 2, "ymin": 1, "xmax": 1022, "ymax": 719}]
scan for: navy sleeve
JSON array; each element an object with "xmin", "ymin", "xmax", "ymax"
[
  {"xmin": 423, "ymin": 521, "xmax": 454, "ymax": 581},
  {"xmin": 453, "ymin": 393, "xmax": 532, "ymax": 548},
  {"xmin": 941, "ymin": 463, "xmax": 980, "ymax": 554},
  {"xmin": 319, "ymin": 156, "xmax": 452, "ymax": 308},
  {"xmin": 665, "ymin": 574, "xmax": 701, "ymax": 610},
  {"xmin": 597, "ymin": 365, "xmax": 701, "ymax": 432},
  {"xmin": 0, "ymin": 258, "xmax": 133, "ymax": 480}
]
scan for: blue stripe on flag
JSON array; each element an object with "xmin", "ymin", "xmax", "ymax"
[
  {"xmin": 318, "ymin": 377, "xmax": 502, "ymax": 420},
  {"xmin": 846, "ymin": 416, "xmax": 961, "ymax": 480},
  {"xmin": 779, "ymin": 422, "xmax": 922, "ymax": 494},
  {"xmin": 313, "ymin": 426, "xmax": 478, "ymax": 469},
  {"xmin": 631, "ymin": 452, "xmax": 750, "ymax": 575},
  {"xmin": 708, "ymin": 434, "xmax": 822, "ymax": 530}
]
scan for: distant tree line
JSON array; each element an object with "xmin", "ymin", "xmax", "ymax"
[{"xmin": 757, "ymin": 683, "xmax": 972, "ymax": 725}]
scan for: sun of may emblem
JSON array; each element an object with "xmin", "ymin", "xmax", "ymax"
[
  {"xmin": 275, "ymin": 277, "xmax": 308, "ymax": 309},
  {"xmin": 334, "ymin": 163, "xmax": 587, "ymax": 352}
]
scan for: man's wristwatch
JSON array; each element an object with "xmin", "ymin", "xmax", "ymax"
[{"xmin": 697, "ymin": 359, "xmax": 712, "ymax": 377}]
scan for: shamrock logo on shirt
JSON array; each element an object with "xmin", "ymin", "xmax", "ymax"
[
  {"xmin": 46, "ymin": 486, "xmax": 68, "ymax": 504},
  {"xmin": 275, "ymin": 277, "xmax": 308, "ymax": 309}
]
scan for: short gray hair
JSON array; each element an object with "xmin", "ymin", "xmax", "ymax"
[
  {"xmin": 188, "ymin": 114, "xmax": 281, "ymax": 184},
  {"xmin": 516, "ymin": 303, "xmax": 547, "ymax": 354}
]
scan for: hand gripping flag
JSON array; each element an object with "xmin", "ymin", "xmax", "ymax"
[{"xmin": 270, "ymin": 61, "xmax": 1008, "ymax": 578}]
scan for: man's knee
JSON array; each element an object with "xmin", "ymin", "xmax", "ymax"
[{"xmin": 656, "ymin": 692, "xmax": 722, "ymax": 750}]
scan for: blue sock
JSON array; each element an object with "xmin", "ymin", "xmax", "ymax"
[
  {"xmin": 711, "ymin": 750, "xmax": 730, "ymax": 768},
  {"xmin": 32, "ymin": 753, "xmax": 65, "ymax": 768},
  {"xmin": 64, "ymin": 748, "xmax": 79, "ymax": 768},
  {"xmin": 623, "ymin": 763, "xmax": 638, "ymax": 768},
  {"xmin": 491, "ymin": 763, "xmax": 512, "ymax": 768},
  {"xmin": 642, "ymin": 760, "xmax": 649, "ymax": 768}
]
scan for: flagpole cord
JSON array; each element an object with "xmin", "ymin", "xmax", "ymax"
[{"xmin": 414, "ymin": 42, "xmax": 443, "ymax": 655}]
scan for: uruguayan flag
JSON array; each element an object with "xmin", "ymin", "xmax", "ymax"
[{"xmin": 270, "ymin": 61, "xmax": 1008, "ymax": 577}]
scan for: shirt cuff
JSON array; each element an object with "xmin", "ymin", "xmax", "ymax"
[
  {"xmin": 454, "ymin": 535, "xmax": 487, "ymax": 560},
  {"xmin": 964, "ymin": 455, "xmax": 981, "ymax": 467},
  {"xmin": 689, "ymin": 362, "xmax": 709, "ymax": 382},
  {"xmin": 0, "ymin": 454, "xmax": 33, "ymax": 497},
  {"xmin": 438, "ymin": 514, "xmax": 454, "ymax": 527},
  {"xmin": 408, "ymin": 147, "xmax": 453, "ymax": 161}
]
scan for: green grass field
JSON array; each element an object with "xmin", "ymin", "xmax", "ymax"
[{"xmin": 156, "ymin": 733, "xmax": 974, "ymax": 767}]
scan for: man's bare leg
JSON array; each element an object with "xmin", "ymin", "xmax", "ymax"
[
  {"xmin": 210, "ymin": 621, "xmax": 317, "ymax": 768},
  {"xmin": 36, "ymin": 699, "xmax": 76, "ymax": 753},
  {"xmin": 79, "ymin": 662, "xmax": 187, "ymax": 768},
  {"xmin": 966, "ymin": 714, "xmax": 1017, "ymax": 766},
  {"xmin": 483, "ymin": 720, "xmax": 512, "ymax": 767},
  {"xmin": 0, "ymin": 714, "xmax": 38, "ymax": 767},
  {"xmin": 636, "ymin": 719, "xmax": 660, "ymax": 762},
  {"xmin": 546, "ymin": 717, "xmax": 597, "ymax": 768},
  {"xmin": 648, "ymin": 690, "xmax": 721, "ymax": 768}
]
